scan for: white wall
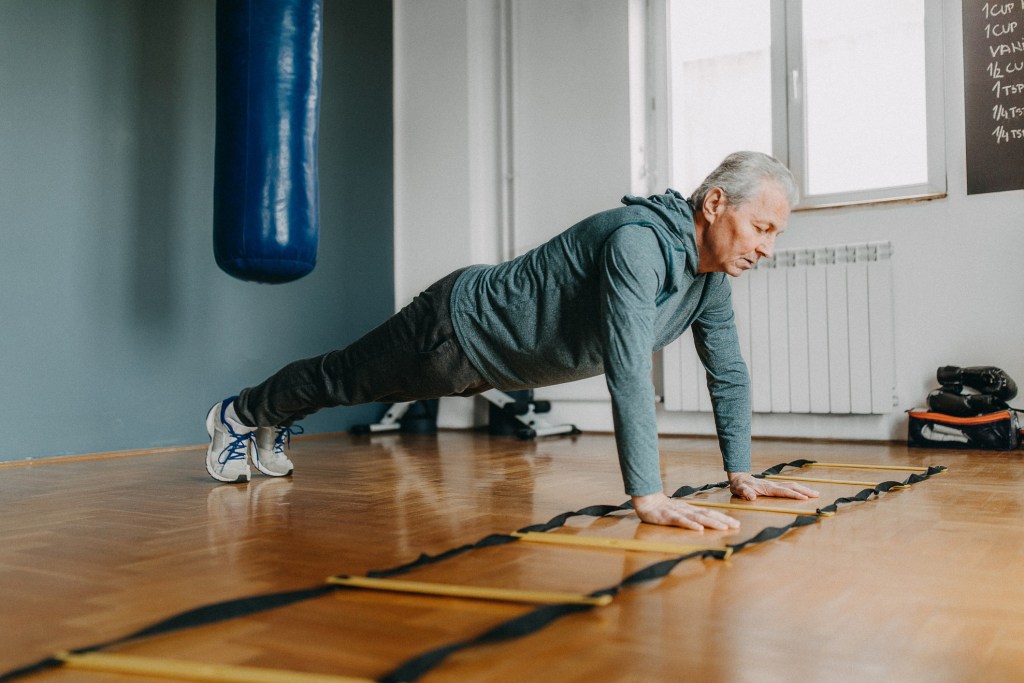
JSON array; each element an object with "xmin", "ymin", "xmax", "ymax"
[
  {"xmin": 395, "ymin": 0, "xmax": 1024, "ymax": 441},
  {"xmin": 393, "ymin": 0, "xmax": 503, "ymax": 306},
  {"xmin": 507, "ymin": 0, "xmax": 634, "ymax": 252},
  {"xmin": 394, "ymin": 0, "xmax": 633, "ymax": 293},
  {"xmin": 394, "ymin": 0, "xmax": 633, "ymax": 427}
]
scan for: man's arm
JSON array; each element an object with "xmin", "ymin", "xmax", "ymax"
[
  {"xmin": 598, "ymin": 225, "xmax": 664, "ymax": 497},
  {"xmin": 599, "ymin": 227, "xmax": 744, "ymax": 530},
  {"xmin": 693, "ymin": 282, "xmax": 819, "ymax": 502},
  {"xmin": 691, "ymin": 280, "xmax": 752, "ymax": 473}
]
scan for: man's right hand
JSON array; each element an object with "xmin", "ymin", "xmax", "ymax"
[{"xmin": 631, "ymin": 491, "xmax": 740, "ymax": 531}]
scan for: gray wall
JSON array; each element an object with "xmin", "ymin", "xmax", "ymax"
[{"xmin": 0, "ymin": 0, "xmax": 394, "ymax": 461}]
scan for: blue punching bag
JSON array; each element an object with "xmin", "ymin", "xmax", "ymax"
[{"xmin": 214, "ymin": 0, "xmax": 323, "ymax": 284}]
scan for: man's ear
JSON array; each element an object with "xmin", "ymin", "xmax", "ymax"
[{"xmin": 702, "ymin": 187, "xmax": 726, "ymax": 223}]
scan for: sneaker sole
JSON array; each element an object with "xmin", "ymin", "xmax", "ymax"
[
  {"xmin": 206, "ymin": 404, "xmax": 250, "ymax": 484},
  {"xmin": 253, "ymin": 464, "xmax": 293, "ymax": 477},
  {"xmin": 251, "ymin": 445, "xmax": 294, "ymax": 478}
]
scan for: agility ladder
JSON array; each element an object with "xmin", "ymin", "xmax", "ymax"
[{"xmin": 0, "ymin": 459, "xmax": 945, "ymax": 683}]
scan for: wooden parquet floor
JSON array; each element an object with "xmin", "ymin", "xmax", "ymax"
[{"xmin": 1, "ymin": 431, "xmax": 1022, "ymax": 682}]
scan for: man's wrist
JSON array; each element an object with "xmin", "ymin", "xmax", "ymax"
[{"xmin": 631, "ymin": 491, "xmax": 667, "ymax": 511}]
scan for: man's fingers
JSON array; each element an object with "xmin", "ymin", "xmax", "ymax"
[
  {"xmin": 766, "ymin": 483, "xmax": 808, "ymax": 499},
  {"xmin": 668, "ymin": 514, "xmax": 706, "ymax": 532},
  {"xmin": 677, "ymin": 502, "xmax": 740, "ymax": 530},
  {"xmin": 640, "ymin": 501, "xmax": 741, "ymax": 530},
  {"xmin": 789, "ymin": 482, "xmax": 819, "ymax": 498},
  {"xmin": 727, "ymin": 478, "xmax": 759, "ymax": 501},
  {"xmin": 695, "ymin": 510, "xmax": 740, "ymax": 530},
  {"xmin": 734, "ymin": 483, "xmax": 758, "ymax": 501},
  {"xmin": 732, "ymin": 477, "xmax": 821, "ymax": 501},
  {"xmin": 764, "ymin": 481, "xmax": 819, "ymax": 500}
]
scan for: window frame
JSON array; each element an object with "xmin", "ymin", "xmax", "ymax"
[{"xmin": 650, "ymin": 0, "xmax": 947, "ymax": 210}]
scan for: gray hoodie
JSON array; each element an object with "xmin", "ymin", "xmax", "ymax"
[{"xmin": 450, "ymin": 190, "xmax": 751, "ymax": 496}]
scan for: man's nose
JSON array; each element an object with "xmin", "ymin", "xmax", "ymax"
[{"xmin": 755, "ymin": 235, "xmax": 774, "ymax": 259}]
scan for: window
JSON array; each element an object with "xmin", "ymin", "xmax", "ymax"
[{"xmin": 661, "ymin": 0, "xmax": 945, "ymax": 208}]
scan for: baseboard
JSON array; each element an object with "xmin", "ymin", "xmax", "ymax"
[{"xmin": 0, "ymin": 431, "xmax": 351, "ymax": 469}]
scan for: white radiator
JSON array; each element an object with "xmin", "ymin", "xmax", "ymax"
[{"xmin": 663, "ymin": 241, "xmax": 896, "ymax": 415}]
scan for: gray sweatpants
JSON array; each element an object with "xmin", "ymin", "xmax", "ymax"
[{"xmin": 233, "ymin": 269, "xmax": 492, "ymax": 428}]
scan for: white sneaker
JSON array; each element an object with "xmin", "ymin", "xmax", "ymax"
[
  {"xmin": 252, "ymin": 425, "xmax": 301, "ymax": 477},
  {"xmin": 205, "ymin": 398, "xmax": 255, "ymax": 483}
]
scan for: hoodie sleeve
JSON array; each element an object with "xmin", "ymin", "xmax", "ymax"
[
  {"xmin": 599, "ymin": 225, "xmax": 666, "ymax": 496},
  {"xmin": 691, "ymin": 277, "xmax": 752, "ymax": 472}
]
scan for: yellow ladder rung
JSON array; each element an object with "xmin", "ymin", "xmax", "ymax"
[
  {"xmin": 764, "ymin": 474, "xmax": 910, "ymax": 489},
  {"xmin": 512, "ymin": 531, "xmax": 732, "ymax": 558},
  {"xmin": 327, "ymin": 575, "xmax": 611, "ymax": 606},
  {"xmin": 57, "ymin": 651, "xmax": 372, "ymax": 683},
  {"xmin": 686, "ymin": 500, "xmax": 833, "ymax": 517},
  {"xmin": 801, "ymin": 462, "xmax": 936, "ymax": 473}
]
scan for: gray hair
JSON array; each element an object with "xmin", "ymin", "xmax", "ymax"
[{"xmin": 691, "ymin": 151, "xmax": 799, "ymax": 210}]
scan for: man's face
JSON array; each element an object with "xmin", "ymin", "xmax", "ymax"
[{"xmin": 698, "ymin": 180, "xmax": 790, "ymax": 277}]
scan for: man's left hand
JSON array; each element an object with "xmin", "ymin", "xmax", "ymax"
[{"xmin": 727, "ymin": 472, "xmax": 819, "ymax": 501}]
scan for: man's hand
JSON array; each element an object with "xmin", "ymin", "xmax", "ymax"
[
  {"xmin": 632, "ymin": 491, "xmax": 741, "ymax": 531},
  {"xmin": 727, "ymin": 472, "xmax": 819, "ymax": 501}
]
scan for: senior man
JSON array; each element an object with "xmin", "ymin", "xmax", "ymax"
[{"xmin": 205, "ymin": 151, "xmax": 818, "ymax": 529}]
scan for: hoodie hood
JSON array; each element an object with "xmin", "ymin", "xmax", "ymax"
[{"xmin": 620, "ymin": 189, "xmax": 700, "ymax": 288}]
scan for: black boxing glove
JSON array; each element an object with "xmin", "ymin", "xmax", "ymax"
[
  {"xmin": 927, "ymin": 387, "xmax": 1008, "ymax": 417},
  {"xmin": 936, "ymin": 366, "xmax": 1017, "ymax": 401}
]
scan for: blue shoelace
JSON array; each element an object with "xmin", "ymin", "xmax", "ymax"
[
  {"xmin": 273, "ymin": 425, "xmax": 305, "ymax": 455},
  {"xmin": 218, "ymin": 429, "xmax": 252, "ymax": 465}
]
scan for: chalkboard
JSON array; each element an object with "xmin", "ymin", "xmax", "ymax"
[{"xmin": 963, "ymin": 0, "xmax": 1024, "ymax": 195}]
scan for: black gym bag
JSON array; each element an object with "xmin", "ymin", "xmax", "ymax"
[{"xmin": 907, "ymin": 409, "xmax": 1021, "ymax": 450}]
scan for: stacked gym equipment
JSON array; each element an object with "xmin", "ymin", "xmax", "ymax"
[
  {"xmin": 352, "ymin": 390, "xmax": 580, "ymax": 440},
  {"xmin": 908, "ymin": 365, "xmax": 1022, "ymax": 450},
  {"xmin": 927, "ymin": 365, "xmax": 1018, "ymax": 416}
]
